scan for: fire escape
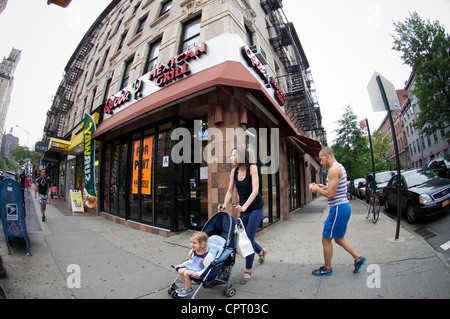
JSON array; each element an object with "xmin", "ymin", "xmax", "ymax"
[
  {"xmin": 260, "ymin": 0, "xmax": 325, "ymax": 141},
  {"xmin": 43, "ymin": 22, "xmax": 103, "ymax": 141}
]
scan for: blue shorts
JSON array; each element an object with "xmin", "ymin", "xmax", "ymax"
[{"xmin": 323, "ymin": 203, "xmax": 351, "ymax": 239}]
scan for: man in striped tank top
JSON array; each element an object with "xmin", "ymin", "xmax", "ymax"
[{"xmin": 310, "ymin": 147, "xmax": 366, "ymax": 276}]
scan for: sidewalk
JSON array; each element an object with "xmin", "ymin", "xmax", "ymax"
[{"xmin": 0, "ymin": 193, "xmax": 449, "ymax": 299}]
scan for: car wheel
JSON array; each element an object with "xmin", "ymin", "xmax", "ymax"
[{"xmin": 406, "ymin": 202, "xmax": 417, "ymax": 224}]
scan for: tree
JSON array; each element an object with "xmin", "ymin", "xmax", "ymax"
[
  {"xmin": 371, "ymin": 130, "xmax": 398, "ymax": 171},
  {"xmin": 331, "ymin": 105, "xmax": 370, "ymax": 180},
  {"xmin": 10, "ymin": 146, "xmax": 42, "ymax": 171},
  {"xmin": 392, "ymin": 11, "xmax": 450, "ymax": 138},
  {"xmin": 0, "ymin": 156, "xmax": 19, "ymax": 172}
]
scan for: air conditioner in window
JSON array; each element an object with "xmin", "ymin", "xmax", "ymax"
[{"xmin": 249, "ymin": 45, "xmax": 268, "ymax": 65}]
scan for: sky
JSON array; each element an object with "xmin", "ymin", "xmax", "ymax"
[
  {"xmin": 0, "ymin": 0, "xmax": 111, "ymax": 148},
  {"xmin": 282, "ymin": 0, "xmax": 450, "ymax": 143},
  {"xmin": 0, "ymin": 0, "xmax": 449, "ymax": 148}
]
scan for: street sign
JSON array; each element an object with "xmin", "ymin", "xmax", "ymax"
[
  {"xmin": 366, "ymin": 71, "xmax": 403, "ymax": 240},
  {"xmin": 367, "ymin": 71, "xmax": 400, "ymax": 112}
]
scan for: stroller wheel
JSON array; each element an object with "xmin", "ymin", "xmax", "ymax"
[
  {"xmin": 168, "ymin": 283, "xmax": 178, "ymax": 296},
  {"xmin": 226, "ymin": 287, "xmax": 236, "ymax": 298}
]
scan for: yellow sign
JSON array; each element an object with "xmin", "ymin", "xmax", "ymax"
[
  {"xmin": 49, "ymin": 138, "xmax": 71, "ymax": 152},
  {"xmin": 70, "ymin": 190, "xmax": 84, "ymax": 213},
  {"xmin": 132, "ymin": 137, "xmax": 153, "ymax": 195}
]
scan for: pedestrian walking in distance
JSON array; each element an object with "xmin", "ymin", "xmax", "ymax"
[
  {"xmin": 35, "ymin": 169, "xmax": 51, "ymax": 222},
  {"xmin": 309, "ymin": 147, "xmax": 366, "ymax": 276}
]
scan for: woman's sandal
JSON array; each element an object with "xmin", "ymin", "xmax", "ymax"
[
  {"xmin": 240, "ymin": 271, "xmax": 252, "ymax": 284},
  {"xmin": 258, "ymin": 249, "xmax": 268, "ymax": 264}
]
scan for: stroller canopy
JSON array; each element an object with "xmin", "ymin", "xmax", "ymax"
[{"xmin": 202, "ymin": 211, "xmax": 235, "ymax": 247}]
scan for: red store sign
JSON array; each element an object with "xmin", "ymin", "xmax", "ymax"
[
  {"xmin": 242, "ymin": 45, "xmax": 286, "ymax": 106},
  {"xmin": 103, "ymin": 43, "xmax": 207, "ymax": 115},
  {"xmin": 148, "ymin": 42, "xmax": 207, "ymax": 86}
]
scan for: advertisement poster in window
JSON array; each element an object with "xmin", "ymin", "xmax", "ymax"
[{"xmin": 132, "ymin": 137, "xmax": 153, "ymax": 195}]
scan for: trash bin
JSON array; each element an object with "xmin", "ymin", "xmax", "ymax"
[{"xmin": 0, "ymin": 178, "xmax": 31, "ymax": 256}]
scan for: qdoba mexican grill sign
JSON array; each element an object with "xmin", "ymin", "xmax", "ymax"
[
  {"xmin": 103, "ymin": 43, "xmax": 207, "ymax": 115},
  {"xmin": 241, "ymin": 45, "xmax": 286, "ymax": 107},
  {"xmin": 148, "ymin": 42, "xmax": 206, "ymax": 86}
]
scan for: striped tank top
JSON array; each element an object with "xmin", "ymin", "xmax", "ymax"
[{"xmin": 327, "ymin": 163, "xmax": 349, "ymax": 207}]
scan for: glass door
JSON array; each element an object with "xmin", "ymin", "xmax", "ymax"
[{"xmin": 183, "ymin": 118, "xmax": 208, "ymax": 230}]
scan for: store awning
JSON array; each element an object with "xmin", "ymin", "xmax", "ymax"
[
  {"xmin": 290, "ymin": 135, "xmax": 322, "ymax": 158},
  {"xmin": 44, "ymin": 113, "xmax": 100, "ymax": 158},
  {"xmin": 42, "ymin": 138, "xmax": 70, "ymax": 164},
  {"xmin": 93, "ymin": 61, "xmax": 298, "ymax": 141}
]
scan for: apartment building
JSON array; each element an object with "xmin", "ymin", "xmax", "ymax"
[
  {"xmin": 0, "ymin": 47, "xmax": 21, "ymax": 150},
  {"xmin": 41, "ymin": 0, "xmax": 326, "ymax": 235},
  {"xmin": 402, "ymin": 73, "xmax": 449, "ymax": 168}
]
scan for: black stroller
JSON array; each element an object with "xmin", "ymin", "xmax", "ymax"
[{"xmin": 168, "ymin": 211, "xmax": 236, "ymax": 299}]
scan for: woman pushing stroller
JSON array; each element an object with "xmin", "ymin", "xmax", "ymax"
[{"xmin": 219, "ymin": 147, "xmax": 268, "ymax": 284}]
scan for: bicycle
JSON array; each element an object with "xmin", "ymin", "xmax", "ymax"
[{"xmin": 366, "ymin": 192, "xmax": 381, "ymax": 224}]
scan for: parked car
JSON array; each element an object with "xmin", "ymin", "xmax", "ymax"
[
  {"xmin": 428, "ymin": 157, "xmax": 450, "ymax": 179},
  {"xmin": 365, "ymin": 171, "xmax": 395, "ymax": 204},
  {"xmin": 355, "ymin": 180, "xmax": 366, "ymax": 199},
  {"xmin": 353, "ymin": 178, "xmax": 365, "ymax": 197},
  {"xmin": 383, "ymin": 168, "xmax": 450, "ymax": 224}
]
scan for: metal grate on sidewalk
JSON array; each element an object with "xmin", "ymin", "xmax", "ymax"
[{"xmin": 414, "ymin": 228, "xmax": 437, "ymax": 240}]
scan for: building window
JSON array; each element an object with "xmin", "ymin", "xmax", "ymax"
[
  {"xmin": 143, "ymin": 39, "xmax": 161, "ymax": 75},
  {"xmin": 101, "ymin": 47, "xmax": 110, "ymax": 69},
  {"xmin": 159, "ymin": 0, "xmax": 172, "ymax": 16},
  {"xmin": 115, "ymin": 18, "xmax": 123, "ymax": 34},
  {"xmin": 136, "ymin": 14, "xmax": 148, "ymax": 34},
  {"xmin": 102, "ymin": 77, "xmax": 112, "ymax": 104},
  {"xmin": 103, "ymin": 30, "xmax": 111, "ymax": 47},
  {"xmin": 245, "ymin": 25, "xmax": 254, "ymax": 46},
  {"xmin": 120, "ymin": 57, "xmax": 134, "ymax": 89},
  {"xmin": 90, "ymin": 59, "xmax": 99, "ymax": 81},
  {"xmin": 118, "ymin": 30, "xmax": 128, "ymax": 51},
  {"xmin": 133, "ymin": 1, "xmax": 141, "ymax": 15},
  {"xmin": 180, "ymin": 16, "xmax": 201, "ymax": 52}
]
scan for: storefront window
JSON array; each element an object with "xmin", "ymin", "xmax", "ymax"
[
  {"xmin": 110, "ymin": 141, "xmax": 120, "ymax": 215},
  {"xmin": 76, "ymin": 155, "xmax": 84, "ymax": 191},
  {"xmin": 247, "ymin": 111, "xmax": 280, "ymax": 228},
  {"xmin": 118, "ymin": 141, "xmax": 128, "ymax": 217},
  {"xmin": 129, "ymin": 133, "xmax": 142, "ymax": 221},
  {"xmin": 187, "ymin": 118, "xmax": 209, "ymax": 229},
  {"xmin": 288, "ymin": 147, "xmax": 301, "ymax": 212},
  {"xmin": 155, "ymin": 124, "xmax": 172, "ymax": 227},
  {"xmin": 103, "ymin": 143, "xmax": 111, "ymax": 211},
  {"xmin": 59, "ymin": 160, "xmax": 66, "ymax": 198},
  {"xmin": 141, "ymin": 128, "xmax": 155, "ymax": 223}
]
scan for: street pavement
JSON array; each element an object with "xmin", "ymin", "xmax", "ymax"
[{"xmin": 0, "ymin": 192, "xmax": 449, "ymax": 300}]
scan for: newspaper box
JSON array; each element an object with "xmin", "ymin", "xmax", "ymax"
[{"xmin": 0, "ymin": 178, "xmax": 31, "ymax": 256}]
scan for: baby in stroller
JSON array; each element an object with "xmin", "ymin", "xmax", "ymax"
[
  {"xmin": 173, "ymin": 232, "xmax": 214, "ymax": 298},
  {"xmin": 169, "ymin": 211, "xmax": 236, "ymax": 299}
]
